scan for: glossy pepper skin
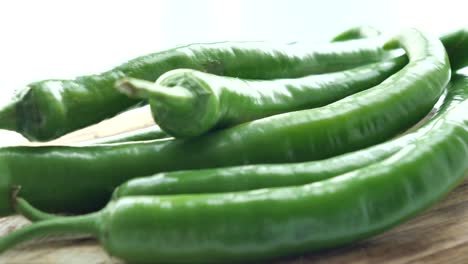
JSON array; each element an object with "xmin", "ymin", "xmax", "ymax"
[
  {"xmin": 112, "ymin": 76, "xmax": 466, "ymax": 197},
  {"xmin": 0, "ymin": 37, "xmax": 390, "ymax": 141},
  {"xmin": 0, "ymin": 29, "xmax": 450, "ymax": 215},
  {"xmin": 0, "ymin": 77, "xmax": 467, "ymax": 263},
  {"xmin": 116, "ymin": 56, "xmax": 407, "ymax": 137}
]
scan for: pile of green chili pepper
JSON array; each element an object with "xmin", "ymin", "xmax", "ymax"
[{"xmin": 0, "ymin": 26, "xmax": 467, "ymax": 264}]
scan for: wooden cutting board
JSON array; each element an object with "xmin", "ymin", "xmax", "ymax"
[{"xmin": 0, "ymin": 108, "xmax": 467, "ymax": 264}]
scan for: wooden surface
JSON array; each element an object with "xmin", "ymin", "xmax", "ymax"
[{"xmin": 0, "ymin": 107, "xmax": 468, "ymax": 264}]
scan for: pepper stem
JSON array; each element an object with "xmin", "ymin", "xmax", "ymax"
[
  {"xmin": 0, "ymin": 198, "xmax": 99, "ymax": 253},
  {"xmin": 115, "ymin": 78, "xmax": 195, "ymax": 109},
  {"xmin": 14, "ymin": 198, "xmax": 59, "ymax": 222}
]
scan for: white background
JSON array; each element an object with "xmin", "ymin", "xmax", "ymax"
[{"xmin": 0, "ymin": 0, "xmax": 466, "ymax": 144}]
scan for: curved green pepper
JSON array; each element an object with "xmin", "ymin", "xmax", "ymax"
[
  {"xmin": 116, "ymin": 56, "xmax": 407, "ymax": 137},
  {"xmin": 1, "ymin": 76, "xmax": 467, "ymax": 263},
  {"xmin": 112, "ymin": 74, "xmax": 467, "ymax": 197}
]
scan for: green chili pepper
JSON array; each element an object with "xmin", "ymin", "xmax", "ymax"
[
  {"xmin": 1, "ymin": 80, "xmax": 467, "ymax": 262},
  {"xmin": 14, "ymin": 194, "xmax": 56, "ymax": 222},
  {"xmin": 331, "ymin": 25, "xmax": 381, "ymax": 42},
  {"xmin": 112, "ymin": 75, "xmax": 467, "ymax": 198},
  {"xmin": 0, "ymin": 29, "xmax": 450, "ymax": 215},
  {"xmin": 0, "ymin": 37, "xmax": 390, "ymax": 142},
  {"xmin": 115, "ymin": 55, "xmax": 407, "ymax": 137}
]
